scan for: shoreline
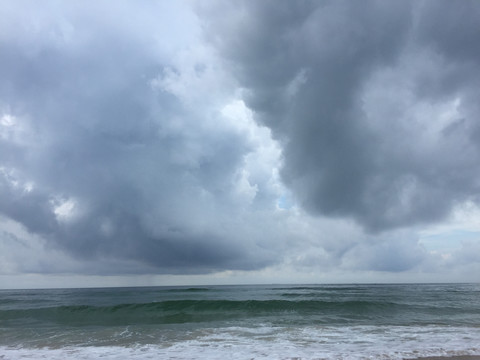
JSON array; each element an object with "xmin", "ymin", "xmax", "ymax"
[
  {"xmin": 1, "ymin": 347, "xmax": 479, "ymax": 360},
  {"xmin": 409, "ymin": 357, "xmax": 480, "ymax": 360}
]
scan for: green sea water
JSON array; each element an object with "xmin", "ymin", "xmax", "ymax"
[{"xmin": 1, "ymin": 283, "xmax": 479, "ymax": 359}]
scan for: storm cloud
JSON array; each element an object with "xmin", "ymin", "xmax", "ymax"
[
  {"xmin": 202, "ymin": 0, "xmax": 480, "ymax": 231},
  {"xmin": 1, "ymin": 0, "xmax": 480, "ymax": 282},
  {"xmin": 0, "ymin": 1, "xmax": 287, "ymax": 274}
]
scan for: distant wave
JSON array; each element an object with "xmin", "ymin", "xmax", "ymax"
[{"xmin": 165, "ymin": 287, "xmax": 211, "ymax": 292}]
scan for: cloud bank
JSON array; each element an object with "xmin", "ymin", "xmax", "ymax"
[
  {"xmin": 1, "ymin": 0, "xmax": 480, "ymax": 284},
  {"xmin": 201, "ymin": 0, "xmax": 480, "ymax": 232},
  {"xmin": 0, "ymin": 1, "xmax": 288, "ymax": 275}
]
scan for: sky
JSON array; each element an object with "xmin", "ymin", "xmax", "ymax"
[{"xmin": 1, "ymin": 0, "xmax": 480, "ymax": 288}]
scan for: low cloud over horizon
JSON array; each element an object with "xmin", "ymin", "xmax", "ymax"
[{"xmin": 1, "ymin": 0, "xmax": 480, "ymax": 287}]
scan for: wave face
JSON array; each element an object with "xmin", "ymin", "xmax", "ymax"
[
  {"xmin": 2, "ymin": 297, "xmax": 478, "ymax": 327},
  {"xmin": 0, "ymin": 299, "xmax": 409, "ymax": 326},
  {"xmin": 1, "ymin": 284, "xmax": 480, "ymax": 358}
]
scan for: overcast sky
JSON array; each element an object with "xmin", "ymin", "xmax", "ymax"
[{"xmin": 1, "ymin": 0, "xmax": 480, "ymax": 288}]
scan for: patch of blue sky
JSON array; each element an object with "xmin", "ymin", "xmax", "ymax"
[
  {"xmin": 277, "ymin": 194, "xmax": 294, "ymax": 210},
  {"xmin": 419, "ymin": 229, "xmax": 480, "ymax": 252}
]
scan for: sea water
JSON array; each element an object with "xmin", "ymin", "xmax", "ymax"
[{"xmin": 0, "ymin": 283, "xmax": 479, "ymax": 359}]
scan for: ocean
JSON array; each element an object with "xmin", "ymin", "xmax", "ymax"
[{"xmin": 0, "ymin": 283, "xmax": 479, "ymax": 360}]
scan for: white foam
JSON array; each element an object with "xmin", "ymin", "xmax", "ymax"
[{"xmin": 1, "ymin": 325, "xmax": 479, "ymax": 360}]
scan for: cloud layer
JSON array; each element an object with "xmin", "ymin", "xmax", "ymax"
[
  {"xmin": 0, "ymin": 1, "xmax": 289, "ymax": 274},
  {"xmin": 1, "ymin": 0, "xmax": 480, "ymax": 282},
  {"xmin": 202, "ymin": 0, "xmax": 480, "ymax": 232}
]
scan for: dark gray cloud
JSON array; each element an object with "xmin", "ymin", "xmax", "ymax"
[
  {"xmin": 0, "ymin": 1, "xmax": 284, "ymax": 275},
  {"xmin": 2, "ymin": 0, "xmax": 480, "ymax": 281},
  {"xmin": 202, "ymin": 0, "xmax": 480, "ymax": 232}
]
